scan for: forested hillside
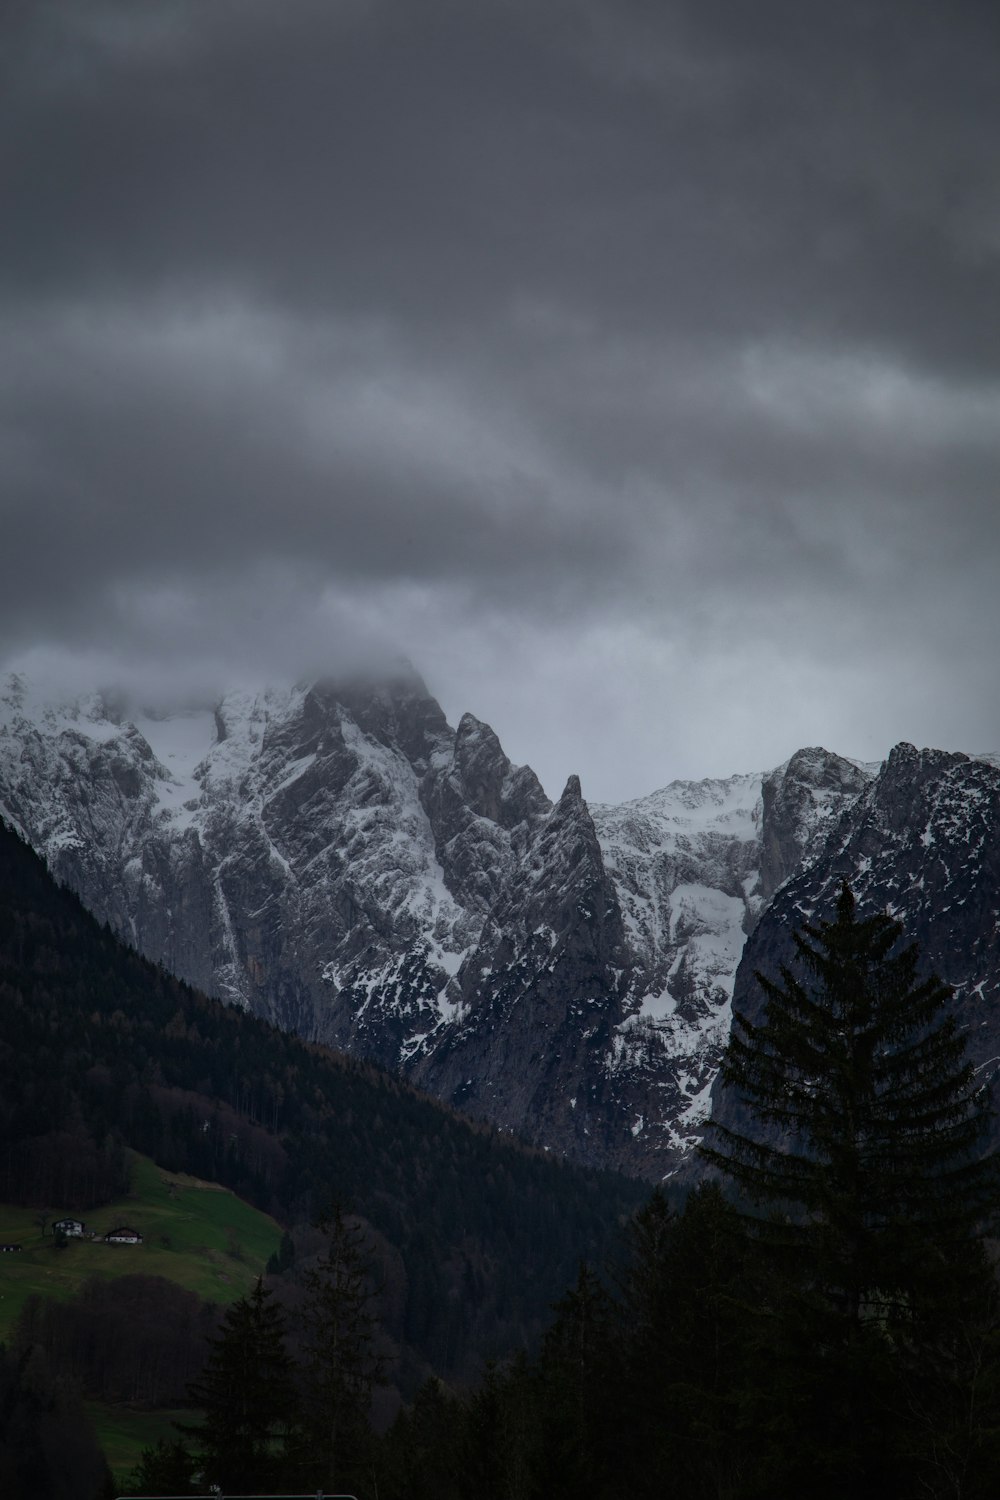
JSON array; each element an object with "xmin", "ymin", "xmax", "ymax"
[{"xmin": 0, "ymin": 816, "xmax": 645, "ymax": 1392}]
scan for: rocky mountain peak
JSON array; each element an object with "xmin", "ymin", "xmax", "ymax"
[
  {"xmin": 309, "ymin": 671, "xmax": 451, "ymax": 772},
  {"xmin": 869, "ymin": 743, "xmax": 972, "ymax": 836},
  {"xmin": 710, "ymin": 745, "xmax": 1000, "ymax": 1165},
  {"xmin": 758, "ymin": 745, "xmax": 873, "ymax": 906},
  {"xmin": 445, "ymin": 713, "xmax": 550, "ymax": 829},
  {"xmin": 412, "ymin": 756, "xmax": 632, "ymax": 1165},
  {"xmin": 881, "ymin": 742, "xmax": 972, "ymax": 783}
]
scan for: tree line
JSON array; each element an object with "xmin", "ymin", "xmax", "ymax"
[{"xmin": 16, "ymin": 1276, "xmax": 218, "ymax": 1408}]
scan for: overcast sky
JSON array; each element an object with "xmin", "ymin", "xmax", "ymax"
[{"xmin": 3, "ymin": 0, "xmax": 1000, "ymax": 802}]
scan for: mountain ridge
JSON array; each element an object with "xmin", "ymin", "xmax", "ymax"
[{"xmin": 3, "ymin": 668, "xmax": 997, "ymax": 1177}]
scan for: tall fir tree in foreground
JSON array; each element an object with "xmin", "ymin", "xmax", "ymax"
[
  {"xmin": 182, "ymin": 1278, "xmax": 298, "ymax": 1495},
  {"xmin": 535, "ymin": 1262, "xmax": 620, "ymax": 1500},
  {"xmin": 611, "ymin": 1184, "xmax": 764, "ymax": 1500},
  {"xmin": 298, "ymin": 1208, "xmax": 384, "ymax": 1496},
  {"xmin": 703, "ymin": 882, "xmax": 999, "ymax": 1495}
]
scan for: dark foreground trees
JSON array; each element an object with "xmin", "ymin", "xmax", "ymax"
[
  {"xmin": 181, "ymin": 1279, "xmax": 298, "ymax": 1495},
  {"xmin": 129, "ymin": 1217, "xmax": 387, "ymax": 1499},
  {"xmin": 0, "ymin": 1344, "xmax": 111, "ymax": 1500},
  {"xmin": 702, "ymin": 881, "xmax": 1000, "ymax": 1495},
  {"xmin": 127, "ymin": 886, "xmax": 1000, "ymax": 1499},
  {"xmin": 704, "ymin": 882, "xmax": 995, "ymax": 1321},
  {"xmin": 296, "ymin": 1207, "xmax": 385, "ymax": 1496}
]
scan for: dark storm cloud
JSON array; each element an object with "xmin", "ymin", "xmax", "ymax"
[
  {"xmin": 0, "ymin": 296, "xmax": 638, "ymax": 644},
  {"xmin": 3, "ymin": 0, "xmax": 1000, "ymax": 796},
  {"xmin": 8, "ymin": 0, "xmax": 1000, "ymax": 365}
]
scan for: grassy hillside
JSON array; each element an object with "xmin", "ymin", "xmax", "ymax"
[{"xmin": 0, "ymin": 1150, "xmax": 282, "ymax": 1339}]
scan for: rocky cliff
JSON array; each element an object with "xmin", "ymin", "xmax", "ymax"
[{"xmin": 711, "ymin": 743, "xmax": 1000, "ymax": 1149}]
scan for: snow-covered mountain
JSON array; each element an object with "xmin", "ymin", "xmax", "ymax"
[
  {"xmin": 707, "ymin": 743, "xmax": 1000, "ymax": 1160},
  {"xmin": 3, "ymin": 667, "xmax": 996, "ymax": 1178},
  {"xmin": 585, "ymin": 747, "xmax": 870, "ymax": 1162}
]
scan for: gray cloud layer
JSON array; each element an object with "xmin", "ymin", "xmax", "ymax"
[{"xmin": 3, "ymin": 0, "xmax": 1000, "ymax": 799}]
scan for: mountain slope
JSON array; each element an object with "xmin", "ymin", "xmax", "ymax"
[{"xmin": 0, "ymin": 813, "xmax": 646, "ymax": 1385}]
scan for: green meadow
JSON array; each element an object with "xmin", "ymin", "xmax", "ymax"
[
  {"xmin": 0, "ymin": 1150, "xmax": 283, "ymax": 1486},
  {"xmin": 0, "ymin": 1150, "xmax": 283, "ymax": 1338}
]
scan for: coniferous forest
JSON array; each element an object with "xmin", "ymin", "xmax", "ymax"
[{"xmin": 3, "ymin": 814, "xmax": 1000, "ymax": 1499}]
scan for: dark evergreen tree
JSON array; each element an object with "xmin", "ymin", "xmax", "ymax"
[
  {"xmin": 535, "ymin": 1262, "xmax": 620, "ymax": 1500},
  {"xmin": 182, "ymin": 1278, "xmax": 298, "ymax": 1494},
  {"xmin": 0, "ymin": 1343, "xmax": 111, "ymax": 1500},
  {"xmin": 609, "ymin": 1185, "xmax": 770, "ymax": 1500},
  {"xmin": 702, "ymin": 882, "xmax": 999, "ymax": 1494},
  {"xmin": 266, "ymin": 1228, "xmax": 296, "ymax": 1276},
  {"xmin": 608, "ymin": 1190, "xmax": 678, "ymax": 1495},
  {"xmin": 296, "ymin": 1208, "xmax": 384, "ymax": 1495},
  {"xmin": 459, "ymin": 1354, "xmax": 539, "ymax": 1500},
  {"xmin": 379, "ymin": 1376, "xmax": 466, "ymax": 1500},
  {"xmin": 124, "ymin": 1439, "xmax": 199, "ymax": 1498}
]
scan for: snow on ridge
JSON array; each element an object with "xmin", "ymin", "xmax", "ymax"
[
  {"xmin": 202, "ymin": 684, "xmax": 301, "ymax": 790},
  {"xmin": 593, "ymin": 775, "xmax": 771, "ymax": 1162},
  {"xmin": 593, "ymin": 769, "xmax": 761, "ymax": 980},
  {"xmin": 592, "ymin": 769, "xmax": 763, "ymax": 837},
  {"xmin": 0, "ymin": 672, "xmax": 123, "ymax": 745},
  {"xmin": 338, "ymin": 709, "xmax": 470, "ymax": 956},
  {"xmin": 768, "ymin": 744, "xmax": 881, "ymax": 781},
  {"xmin": 599, "ymin": 812, "xmax": 753, "ymax": 1157},
  {"xmin": 133, "ymin": 708, "xmax": 218, "ymax": 829},
  {"xmin": 133, "ymin": 708, "xmax": 218, "ymax": 771}
]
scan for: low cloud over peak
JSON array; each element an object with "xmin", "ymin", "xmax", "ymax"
[{"xmin": 5, "ymin": 0, "xmax": 1000, "ymax": 801}]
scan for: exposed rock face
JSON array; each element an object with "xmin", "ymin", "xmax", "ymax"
[
  {"xmin": 711, "ymin": 744, "xmax": 1000, "ymax": 1149},
  {"xmin": 4, "ymin": 670, "xmax": 997, "ymax": 1178},
  {"xmin": 589, "ymin": 772, "xmax": 763, "ymax": 1163},
  {"xmin": 758, "ymin": 747, "xmax": 874, "ymax": 906},
  {"xmin": 413, "ymin": 774, "xmax": 634, "ymax": 1162}
]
